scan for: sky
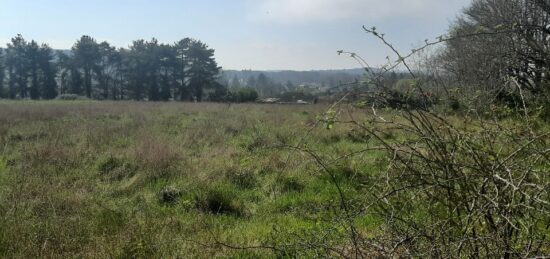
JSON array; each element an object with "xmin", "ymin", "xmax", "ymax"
[{"xmin": 0, "ymin": 0, "xmax": 472, "ymax": 71}]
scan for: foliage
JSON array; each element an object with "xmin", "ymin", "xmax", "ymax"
[
  {"xmin": 267, "ymin": 1, "xmax": 550, "ymax": 257},
  {"xmin": 206, "ymin": 87, "xmax": 259, "ymax": 103},
  {"xmin": 0, "ymin": 35, "xmax": 221, "ymax": 101},
  {"xmin": 443, "ymin": 0, "xmax": 549, "ymax": 106},
  {"xmin": 4, "ymin": 35, "xmax": 58, "ymax": 100},
  {"xmin": 233, "ymin": 88, "xmax": 259, "ymax": 103}
]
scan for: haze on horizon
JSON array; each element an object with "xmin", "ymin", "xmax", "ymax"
[{"xmin": 0, "ymin": 0, "xmax": 471, "ymax": 71}]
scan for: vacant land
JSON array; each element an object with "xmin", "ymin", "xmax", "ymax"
[{"xmin": 0, "ymin": 101, "xmax": 386, "ymax": 258}]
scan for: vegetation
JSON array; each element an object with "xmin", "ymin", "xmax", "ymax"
[
  {"xmin": 1, "ymin": 35, "xmax": 221, "ymax": 102},
  {"xmin": 0, "ymin": 0, "xmax": 548, "ymax": 258},
  {"xmin": 0, "ymin": 101, "xmax": 382, "ymax": 258}
]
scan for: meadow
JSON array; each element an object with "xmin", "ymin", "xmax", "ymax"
[{"xmin": 0, "ymin": 101, "xmax": 386, "ymax": 258}]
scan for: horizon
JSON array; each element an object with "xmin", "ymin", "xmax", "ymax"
[{"xmin": 1, "ymin": 0, "xmax": 471, "ymax": 71}]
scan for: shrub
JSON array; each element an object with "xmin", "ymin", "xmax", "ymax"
[
  {"xmin": 205, "ymin": 87, "xmax": 258, "ymax": 103},
  {"xmin": 234, "ymin": 88, "xmax": 258, "ymax": 103}
]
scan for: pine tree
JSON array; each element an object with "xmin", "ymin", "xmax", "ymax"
[
  {"xmin": 158, "ymin": 44, "xmax": 177, "ymax": 101},
  {"xmin": 27, "ymin": 40, "xmax": 41, "ymax": 99},
  {"xmin": 6, "ymin": 35, "xmax": 29, "ymax": 99},
  {"xmin": 96, "ymin": 41, "xmax": 117, "ymax": 99},
  {"xmin": 37, "ymin": 44, "xmax": 57, "ymax": 99},
  {"xmin": 58, "ymin": 51, "xmax": 83, "ymax": 96},
  {"xmin": 72, "ymin": 35, "xmax": 100, "ymax": 98},
  {"xmin": 186, "ymin": 40, "xmax": 220, "ymax": 101},
  {"xmin": 0, "ymin": 48, "xmax": 5, "ymax": 98},
  {"xmin": 174, "ymin": 38, "xmax": 191, "ymax": 101}
]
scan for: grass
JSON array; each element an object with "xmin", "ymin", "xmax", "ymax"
[{"xmin": 0, "ymin": 101, "xmax": 382, "ymax": 258}]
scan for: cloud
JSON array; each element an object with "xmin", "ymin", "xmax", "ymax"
[{"xmin": 248, "ymin": 0, "xmax": 470, "ymax": 24}]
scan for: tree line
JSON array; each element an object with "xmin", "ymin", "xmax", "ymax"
[
  {"xmin": 0, "ymin": 35, "xmax": 224, "ymax": 101},
  {"xmin": 442, "ymin": 0, "xmax": 549, "ymax": 106}
]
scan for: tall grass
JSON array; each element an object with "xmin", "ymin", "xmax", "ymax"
[{"xmin": 0, "ymin": 101, "xmax": 375, "ymax": 258}]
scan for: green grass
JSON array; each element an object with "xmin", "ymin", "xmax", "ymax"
[{"xmin": 0, "ymin": 101, "xmax": 382, "ymax": 258}]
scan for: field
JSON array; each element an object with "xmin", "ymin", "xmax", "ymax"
[{"xmin": 0, "ymin": 101, "xmax": 385, "ymax": 258}]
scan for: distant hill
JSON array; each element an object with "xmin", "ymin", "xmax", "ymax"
[{"xmin": 221, "ymin": 68, "xmax": 368, "ymax": 88}]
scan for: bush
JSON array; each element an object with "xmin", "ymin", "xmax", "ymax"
[
  {"xmin": 209, "ymin": 87, "xmax": 258, "ymax": 103},
  {"xmin": 234, "ymin": 88, "xmax": 258, "ymax": 103}
]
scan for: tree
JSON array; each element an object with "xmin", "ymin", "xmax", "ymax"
[
  {"xmin": 26, "ymin": 40, "xmax": 41, "ymax": 99},
  {"xmin": 123, "ymin": 38, "xmax": 168, "ymax": 101},
  {"xmin": 95, "ymin": 41, "xmax": 118, "ymax": 99},
  {"xmin": 58, "ymin": 51, "xmax": 83, "ymax": 96},
  {"xmin": 124, "ymin": 39, "xmax": 148, "ymax": 100},
  {"xmin": 5, "ymin": 34, "xmax": 29, "ymax": 99},
  {"xmin": 443, "ymin": 0, "xmax": 549, "ymax": 103},
  {"xmin": 145, "ymin": 39, "xmax": 161, "ymax": 101},
  {"xmin": 186, "ymin": 40, "xmax": 220, "ymax": 101},
  {"xmin": 158, "ymin": 43, "xmax": 177, "ymax": 101},
  {"xmin": 0, "ymin": 48, "xmax": 5, "ymax": 98},
  {"xmin": 1, "ymin": 34, "xmax": 223, "ymax": 102},
  {"xmin": 256, "ymin": 73, "xmax": 270, "ymax": 96},
  {"xmin": 173, "ymin": 38, "xmax": 191, "ymax": 101},
  {"xmin": 37, "ymin": 44, "xmax": 58, "ymax": 99},
  {"xmin": 72, "ymin": 35, "xmax": 100, "ymax": 98}
]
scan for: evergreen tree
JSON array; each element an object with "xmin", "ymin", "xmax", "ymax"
[
  {"xmin": 96, "ymin": 41, "xmax": 117, "ymax": 99},
  {"xmin": 37, "ymin": 44, "xmax": 57, "ymax": 99},
  {"xmin": 1, "ymin": 34, "xmax": 224, "ymax": 101},
  {"xmin": 158, "ymin": 44, "xmax": 177, "ymax": 101},
  {"xmin": 58, "ymin": 51, "xmax": 83, "ymax": 96},
  {"xmin": 72, "ymin": 35, "xmax": 100, "ymax": 98},
  {"xmin": 26, "ymin": 40, "xmax": 41, "ymax": 99},
  {"xmin": 125, "ymin": 39, "xmax": 148, "ymax": 100},
  {"xmin": 6, "ymin": 35, "xmax": 29, "ymax": 99},
  {"xmin": 174, "ymin": 38, "xmax": 191, "ymax": 100},
  {"xmin": 186, "ymin": 40, "xmax": 220, "ymax": 101},
  {"xmin": 0, "ymin": 48, "xmax": 5, "ymax": 98},
  {"xmin": 145, "ymin": 39, "xmax": 160, "ymax": 101}
]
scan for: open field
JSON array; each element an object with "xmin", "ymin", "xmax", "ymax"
[
  {"xmin": 1, "ymin": 0, "xmax": 548, "ymax": 257},
  {"xmin": 0, "ymin": 101, "xmax": 388, "ymax": 258}
]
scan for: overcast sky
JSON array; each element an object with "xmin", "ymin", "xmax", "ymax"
[{"xmin": 0, "ymin": 0, "xmax": 471, "ymax": 70}]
